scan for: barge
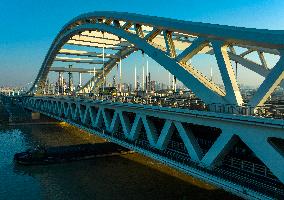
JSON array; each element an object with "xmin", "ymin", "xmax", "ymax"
[{"xmin": 14, "ymin": 143, "xmax": 130, "ymax": 165}]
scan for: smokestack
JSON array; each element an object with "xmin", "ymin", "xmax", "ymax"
[
  {"xmin": 112, "ymin": 75, "xmax": 116, "ymax": 87},
  {"xmin": 146, "ymin": 58, "xmax": 149, "ymax": 76},
  {"xmin": 142, "ymin": 65, "xmax": 145, "ymax": 91},
  {"xmin": 173, "ymin": 76, "xmax": 177, "ymax": 92},
  {"xmin": 168, "ymin": 72, "xmax": 171, "ymax": 90},
  {"xmin": 116, "ymin": 64, "xmax": 119, "ymax": 91},
  {"xmin": 68, "ymin": 64, "xmax": 73, "ymax": 92},
  {"xmin": 93, "ymin": 67, "xmax": 96, "ymax": 89},
  {"xmin": 119, "ymin": 58, "xmax": 122, "ymax": 92},
  {"xmin": 134, "ymin": 65, "xmax": 137, "ymax": 91},
  {"xmin": 148, "ymin": 72, "xmax": 151, "ymax": 92},
  {"xmin": 145, "ymin": 75, "xmax": 148, "ymax": 93},
  {"xmin": 172, "ymin": 75, "xmax": 175, "ymax": 91},
  {"xmin": 79, "ymin": 72, "xmax": 82, "ymax": 87}
]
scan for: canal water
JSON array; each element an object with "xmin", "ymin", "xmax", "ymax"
[{"xmin": 0, "ymin": 100, "xmax": 240, "ymax": 200}]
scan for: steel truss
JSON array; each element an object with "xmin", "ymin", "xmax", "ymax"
[
  {"xmin": 29, "ymin": 11, "xmax": 284, "ymax": 109},
  {"xmin": 23, "ymin": 96, "xmax": 284, "ymax": 199}
]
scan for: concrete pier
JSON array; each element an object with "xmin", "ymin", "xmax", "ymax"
[{"xmin": 31, "ymin": 112, "xmax": 40, "ymax": 120}]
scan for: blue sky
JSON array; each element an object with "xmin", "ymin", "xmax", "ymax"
[{"xmin": 0, "ymin": 0, "xmax": 284, "ymax": 87}]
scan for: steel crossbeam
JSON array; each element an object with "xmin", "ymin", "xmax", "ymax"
[
  {"xmin": 23, "ymin": 96, "xmax": 284, "ymax": 190},
  {"xmin": 28, "ymin": 11, "xmax": 284, "ymax": 109},
  {"xmin": 12, "ymin": 11, "xmax": 284, "ymax": 199}
]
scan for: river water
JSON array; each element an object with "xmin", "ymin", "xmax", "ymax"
[{"xmin": 0, "ymin": 100, "xmax": 239, "ymax": 200}]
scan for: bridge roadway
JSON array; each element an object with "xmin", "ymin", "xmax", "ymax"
[{"xmin": 21, "ymin": 95, "xmax": 284, "ymax": 200}]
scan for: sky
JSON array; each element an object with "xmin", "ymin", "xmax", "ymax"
[{"xmin": 1, "ymin": 0, "xmax": 284, "ymax": 88}]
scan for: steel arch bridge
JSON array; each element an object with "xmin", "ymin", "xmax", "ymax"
[
  {"xmin": 13, "ymin": 11, "xmax": 284, "ymax": 199},
  {"xmin": 30, "ymin": 11, "xmax": 284, "ymax": 109}
]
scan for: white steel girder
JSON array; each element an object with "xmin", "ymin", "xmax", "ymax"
[
  {"xmin": 23, "ymin": 96, "xmax": 284, "ymax": 197},
  {"xmin": 249, "ymin": 53, "xmax": 284, "ymax": 107},
  {"xmin": 77, "ymin": 46, "xmax": 136, "ymax": 93},
  {"xmin": 57, "ymin": 23, "xmax": 227, "ymax": 104},
  {"xmin": 212, "ymin": 41, "xmax": 243, "ymax": 105},
  {"xmin": 58, "ymin": 48, "xmax": 120, "ymax": 59},
  {"xmin": 29, "ymin": 11, "xmax": 284, "ymax": 109}
]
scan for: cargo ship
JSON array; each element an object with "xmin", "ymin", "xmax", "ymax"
[{"xmin": 14, "ymin": 143, "xmax": 130, "ymax": 165}]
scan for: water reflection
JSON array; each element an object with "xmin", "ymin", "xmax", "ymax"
[
  {"xmin": 0, "ymin": 129, "xmax": 40, "ymax": 200},
  {"xmin": 14, "ymin": 155, "xmax": 239, "ymax": 200},
  {"xmin": 0, "ymin": 102, "xmax": 239, "ymax": 199}
]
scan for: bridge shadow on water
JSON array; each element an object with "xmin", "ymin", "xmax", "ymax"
[
  {"xmin": 0, "ymin": 102, "xmax": 240, "ymax": 200},
  {"xmin": 13, "ymin": 154, "xmax": 241, "ymax": 200}
]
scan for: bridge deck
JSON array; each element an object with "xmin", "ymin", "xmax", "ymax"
[{"xmin": 19, "ymin": 95, "xmax": 284, "ymax": 200}]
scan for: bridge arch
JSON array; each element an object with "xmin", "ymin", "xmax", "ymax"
[{"xmin": 30, "ymin": 11, "xmax": 284, "ymax": 108}]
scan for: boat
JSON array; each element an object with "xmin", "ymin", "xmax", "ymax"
[{"xmin": 14, "ymin": 143, "xmax": 130, "ymax": 165}]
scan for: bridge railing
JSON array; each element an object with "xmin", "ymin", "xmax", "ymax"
[
  {"xmin": 34, "ymin": 94, "xmax": 284, "ymax": 119},
  {"xmin": 108, "ymin": 130, "xmax": 284, "ymax": 198},
  {"xmin": 96, "ymin": 95, "xmax": 284, "ymax": 119},
  {"xmin": 208, "ymin": 103, "xmax": 284, "ymax": 119},
  {"xmin": 21, "ymin": 94, "xmax": 284, "ymax": 198}
]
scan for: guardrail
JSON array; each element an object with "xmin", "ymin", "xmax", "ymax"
[
  {"xmin": 16, "ymin": 93, "xmax": 284, "ymax": 119},
  {"xmin": 108, "ymin": 130, "xmax": 284, "ymax": 198},
  {"xmin": 57, "ymin": 94, "xmax": 284, "ymax": 119},
  {"xmin": 208, "ymin": 103, "xmax": 284, "ymax": 119}
]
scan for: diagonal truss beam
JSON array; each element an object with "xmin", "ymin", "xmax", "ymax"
[
  {"xmin": 37, "ymin": 22, "xmax": 227, "ymax": 104},
  {"xmin": 164, "ymin": 30, "xmax": 176, "ymax": 58},
  {"xmin": 176, "ymin": 37, "xmax": 209, "ymax": 63},
  {"xmin": 228, "ymin": 52, "xmax": 284, "ymax": 89},
  {"xmin": 257, "ymin": 51, "xmax": 268, "ymax": 69},
  {"xmin": 29, "ymin": 11, "xmax": 284, "ymax": 110},
  {"xmin": 239, "ymin": 49, "xmax": 254, "ymax": 57},
  {"xmin": 238, "ymin": 130, "xmax": 284, "ymax": 184},
  {"xmin": 201, "ymin": 132, "xmax": 237, "ymax": 167},
  {"xmin": 24, "ymin": 96, "xmax": 284, "ymax": 186},
  {"xmin": 249, "ymin": 52, "xmax": 284, "ymax": 107},
  {"xmin": 135, "ymin": 24, "xmax": 144, "ymax": 38},
  {"xmin": 77, "ymin": 47, "xmax": 135, "ymax": 93},
  {"xmin": 29, "ymin": 11, "xmax": 284, "ymax": 97},
  {"xmin": 144, "ymin": 28, "xmax": 161, "ymax": 41},
  {"xmin": 212, "ymin": 41, "xmax": 243, "ymax": 105},
  {"xmin": 228, "ymin": 52, "xmax": 269, "ymax": 77}
]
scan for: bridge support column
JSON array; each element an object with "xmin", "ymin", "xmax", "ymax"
[{"xmin": 31, "ymin": 112, "xmax": 40, "ymax": 120}]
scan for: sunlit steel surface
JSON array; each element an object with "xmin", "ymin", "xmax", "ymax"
[
  {"xmin": 28, "ymin": 11, "xmax": 284, "ymax": 109},
  {"xmin": 15, "ymin": 11, "xmax": 284, "ymax": 199},
  {"xmin": 21, "ymin": 96, "xmax": 284, "ymax": 199}
]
